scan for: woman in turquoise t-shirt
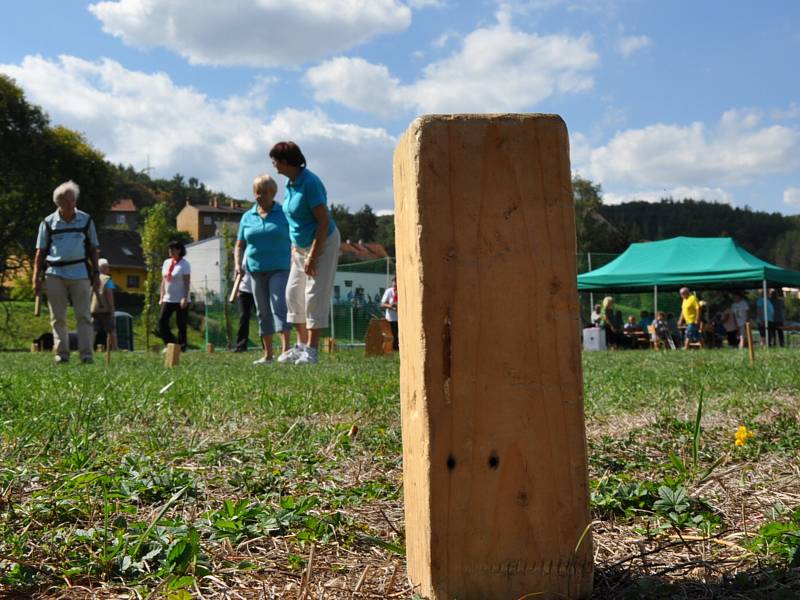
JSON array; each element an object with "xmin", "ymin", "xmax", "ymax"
[
  {"xmin": 269, "ymin": 141, "xmax": 340, "ymax": 365},
  {"xmin": 234, "ymin": 174, "xmax": 292, "ymax": 364}
]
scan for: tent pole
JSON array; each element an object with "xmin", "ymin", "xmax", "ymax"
[
  {"xmin": 763, "ymin": 280, "xmax": 769, "ymax": 347},
  {"xmin": 587, "ymin": 253, "xmax": 594, "ymax": 322},
  {"xmin": 654, "ymin": 285, "xmax": 658, "ymax": 315}
]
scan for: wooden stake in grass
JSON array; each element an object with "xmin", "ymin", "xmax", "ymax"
[
  {"xmin": 206, "ymin": 343, "xmax": 215, "ymax": 354},
  {"xmin": 164, "ymin": 343, "xmax": 181, "ymax": 367},
  {"xmin": 393, "ymin": 114, "xmax": 593, "ymax": 600},
  {"xmin": 745, "ymin": 322, "xmax": 755, "ymax": 364}
]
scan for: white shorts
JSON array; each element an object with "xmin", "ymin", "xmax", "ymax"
[{"xmin": 286, "ymin": 227, "xmax": 341, "ymax": 329}]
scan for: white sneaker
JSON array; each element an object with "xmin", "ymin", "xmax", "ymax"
[
  {"xmin": 295, "ymin": 346, "xmax": 319, "ymax": 364},
  {"xmin": 277, "ymin": 345, "xmax": 304, "ymax": 364},
  {"xmin": 253, "ymin": 356, "xmax": 273, "ymax": 365}
]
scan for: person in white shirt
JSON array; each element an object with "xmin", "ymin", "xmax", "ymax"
[
  {"xmin": 380, "ymin": 277, "xmax": 399, "ymax": 351},
  {"xmin": 730, "ymin": 292, "xmax": 749, "ymax": 349},
  {"xmin": 159, "ymin": 241, "xmax": 191, "ymax": 351}
]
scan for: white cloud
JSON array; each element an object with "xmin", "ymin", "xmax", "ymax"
[
  {"xmin": 784, "ymin": 186, "xmax": 800, "ymax": 207},
  {"xmin": 0, "ymin": 55, "xmax": 396, "ymax": 210},
  {"xmin": 306, "ymin": 57, "xmax": 406, "ymax": 118},
  {"xmin": 604, "ymin": 187, "xmax": 734, "ymax": 205},
  {"xmin": 617, "ymin": 34, "xmax": 651, "ymax": 58},
  {"xmin": 583, "ymin": 111, "xmax": 800, "ymax": 190},
  {"xmin": 408, "ymin": 0, "xmax": 444, "ymax": 7},
  {"xmin": 88, "ymin": 0, "xmax": 411, "ymax": 67},
  {"xmin": 306, "ymin": 9, "xmax": 598, "ymax": 115}
]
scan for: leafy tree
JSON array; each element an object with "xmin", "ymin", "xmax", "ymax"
[
  {"xmin": 572, "ymin": 175, "xmax": 627, "ymax": 254},
  {"xmin": 375, "ymin": 214, "xmax": 396, "ymax": 256},
  {"xmin": 352, "ymin": 204, "xmax": 378, "ymax": 243},
  {"xmin": 140, "ymin": 203, "xmax": 174, "ymax": 348},
  {"xmin": 0, "ymin": 75, "xmax": 113, "ymax": 290},
  {"xmin": 330, "ymin": 204, "xmax": 355, "ymax": 242}
]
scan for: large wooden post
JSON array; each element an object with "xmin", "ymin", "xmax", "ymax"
[{"xmin": 393, "ymin": 114, "xmax": 593, "ymax": 600}]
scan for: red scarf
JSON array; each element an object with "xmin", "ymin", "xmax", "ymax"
[
  {"xmin": 166, "ymin": 258, "xmax": 178, "ymax": 282},
  {"xmin": 392, "ymin": 284, "xmax": 398, "ymax": 304}
]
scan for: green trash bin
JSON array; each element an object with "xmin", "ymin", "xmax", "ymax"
[{"xmin": 115, "ymin": 311, "xmax": 134, "ymax": 351}]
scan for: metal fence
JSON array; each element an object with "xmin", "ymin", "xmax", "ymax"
[{"xmin": 200, "ymin": 257, "xmax": 397, "ymax": 349}]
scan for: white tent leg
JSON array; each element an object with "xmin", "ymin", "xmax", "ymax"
[
  {"xmin": 763, "ymin": 280, "xmax": 769, "ymax": 347},
  {"xmin": 654, "ymin": 285, "xmax": 658, "ymax": 315}
]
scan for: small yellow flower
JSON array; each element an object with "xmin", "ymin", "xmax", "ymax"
[{"xmin": 734, "ymin": 425, "xmax": 754, "ymax": 447}]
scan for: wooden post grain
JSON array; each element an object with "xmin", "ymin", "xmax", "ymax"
[
  {"xmin": 745, "ymin": 322, "xmax": 755, "ymax": 364},
  {"xmin": 206, "ymin": 343, "xmax": 215, "ymax": 354},
  {"xmin": 164, "ymin": 343, "xmax": 181, "ymax": 367},
  {"xmin": 393, "ymin": 114, "xmax": 593, "ymax": 600}
]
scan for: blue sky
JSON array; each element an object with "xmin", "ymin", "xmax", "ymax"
[{"xmin": 2, "ymin": 0, "xmax": 799, "ymax": 215}]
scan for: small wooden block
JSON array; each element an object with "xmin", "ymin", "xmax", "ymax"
[
  {"xmin": 376, "ymin": 319, "xmax": 394, "ymax": 354},
  {"xmin": 164, "ymin": 343, "xmax": 181, "ymax": 367},
  {"xmin": 30, "ymin": 342, "xmax": 40, "ymax": 353},
  {"xmin": 96, "ymin": 344, "xmax": 105, "ymax": 352},
  {"xmin": 323, "ymin": 337, "xmax": 336, "ymax": 353},
  {"xmin": 364, "ymin": 319, "xmax": 387, "ymax": 357},
  {"xmin": 206, "ymin": 343, "xmax": 215, "ymax": 354}
]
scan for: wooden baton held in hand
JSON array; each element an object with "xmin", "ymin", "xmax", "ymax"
[
  {"xmin": 229, "ymin": 272, "xmax": 243, "ymax": 303},
  {"xmin": 34, "ymin": 293, "xmax": 41, "ymax": 317}
]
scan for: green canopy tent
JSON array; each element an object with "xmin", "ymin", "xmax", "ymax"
[{"xmin": 577, "ymin": 237, "xmax": 800, "ymax": 345}]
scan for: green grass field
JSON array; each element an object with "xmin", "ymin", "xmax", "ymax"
[{"xmin": 1, "ymin": 348, "xmax": 799, "ymax": 598}]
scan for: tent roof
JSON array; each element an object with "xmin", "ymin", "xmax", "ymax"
[{"xmin": 577, "ymin": 236, "xmax": 800, "ymax": 292}]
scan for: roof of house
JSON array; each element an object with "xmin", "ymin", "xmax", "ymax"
[
  {"xmin": 110, "ymin": 198, "xmax": 137, "ymax": 212},
  {"xmin": 97, "ymin": 228, "xmax": 145, "ymax": 269},
  {"xmin": 181, "ymin": 199, "xmax": 248, "ymax": 216},
  {"xmin": 340, "ymin": 240, "xmax": 388, "ymax": 261}
]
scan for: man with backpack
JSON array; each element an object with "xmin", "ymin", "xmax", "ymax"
[{"xmin": 31, "ymin": 180, "xmax": 100, "ymax": 364}]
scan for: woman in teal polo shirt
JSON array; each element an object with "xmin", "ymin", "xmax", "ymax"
[
  {"xmin": 269, "ymin": 141, "xmax": 340, "ymax": 365},
  {"xmin": 234, "ymin": 174, "xmax": 292, "ymax": 364}
]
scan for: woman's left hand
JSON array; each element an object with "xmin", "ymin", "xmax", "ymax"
[
  {"xmin": 304, "ymin": 256, "xmax": 317, "ymax": 277},
  {"xmin": 180, "ymin": 298, "xmax": 188, "ymax": 309}
]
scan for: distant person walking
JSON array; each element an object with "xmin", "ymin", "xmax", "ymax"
[
  {"xmin": 233, "ymin": 271, "xmax": 255, "ymax": 352},
  {"xmin": 756, "ymin": 292, "xmax": 775, "ymax": 347},
  {"xmin": 159, "ymin": 241, "xmax": 191, "ymax": 351},
  {"xmin": 32, "ymin": 180, "xmax": 100, "ymax": 364},
  {"xmin": 234, "ymin": 174, "xmax": 292, "ymax": 364},
  {"xmin": 678, "ymin": 287, "xmax": 701, "ymax": 349},
  {"xmin": 770, "ymin": 288, "xmax": 785, "ymax": 347},
  {"xmin": 91, "ymin": 258, "xmax": 117, "ymax": 350},
  {"xmin": 269, "ymin": 141, "xmax": 341, "ymax": 365},
  {"xmin": 730, "ymin": 292, "xmax": 749, "ymax": 348},
  {"xmin": 381, "ymin": 277, "xmax": 399, "ymax": 351}
]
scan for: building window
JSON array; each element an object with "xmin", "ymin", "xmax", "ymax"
[
  {"xmin": 127, "ymin": 275, "xmax": 140, "ymax": 289},
  {"xmin": 344, "ymin": 280, "xmax": 353, "ymax": 288},
  {"xmin": 203, "ymin": 216, "xmax": 213, "ymax": 225},
  {"xmin": 115, "ymin": 214, "xmax": 126, "ymax": 225}
]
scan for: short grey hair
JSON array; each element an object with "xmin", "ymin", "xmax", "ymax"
[
  {"xmin": 53, "ymin": 180, "xmax": 80, "ymax": 205},
  {"xmin": 679, "ymin": 287, "xmax": 690, "ymax": 295},
  {"xmin": 98, "ymin": 258, "xmax": 109, "ymax": 269},
  {"xmin": 252, "ymin": 174, "xmax": 277, "ymax": 199}
]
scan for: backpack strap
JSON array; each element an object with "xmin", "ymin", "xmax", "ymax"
[{"xmin": 42, "ymin": 214, "xmax": 96, "ymax": 279}]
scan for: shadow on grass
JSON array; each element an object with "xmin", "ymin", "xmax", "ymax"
[{"xmin": 593, "ymin": 563, "xmax": 800, "ymax": 599}]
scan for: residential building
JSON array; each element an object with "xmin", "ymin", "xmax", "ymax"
[
  {"xmin": 176, "ymin": 199, "xmax": 246, "ymax": 242},
  {"xmin": 104, "ymin": 198, "xmax": 139, "ymax": 230},
  {"xmin": 97, "ymin": 229, "xmax": 146, "ymax": 293}
]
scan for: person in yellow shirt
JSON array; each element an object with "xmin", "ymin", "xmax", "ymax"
[{"xmin": 678, "ymin": 287, "xmax": 701, "ymax": 349}]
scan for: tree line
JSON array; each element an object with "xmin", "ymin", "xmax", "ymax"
[{"xmin": 573, "ymin": 176, "xmax": 800, "ymax": 270}]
